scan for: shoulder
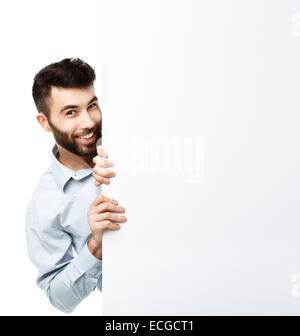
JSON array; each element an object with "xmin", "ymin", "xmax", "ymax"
[{"xmin": 25, "ymin": 166, "xmax": 64, "ymax": 229}]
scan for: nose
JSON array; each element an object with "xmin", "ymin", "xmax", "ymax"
[{"xmin": 78, "ymin": 109, "xmax": 95, "ymax": 131}]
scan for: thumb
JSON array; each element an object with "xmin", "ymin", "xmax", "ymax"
[{"xmin": 97, "ymin": 145, "xmax": 108, "ymax": 158}]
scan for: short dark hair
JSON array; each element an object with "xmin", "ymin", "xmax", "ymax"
[{"xmin": 32, "ymin": 57, "xmax": 96, "ymax": 119}]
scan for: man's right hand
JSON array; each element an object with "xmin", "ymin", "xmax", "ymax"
[{"xmin": 87, "ymin": 194, "xmax": 126, "ymax": 259}]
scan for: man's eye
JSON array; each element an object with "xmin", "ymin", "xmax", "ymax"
[
  {"xmin": 66, "ymin": 110, "xmax": 76, "ymax": 116},
  {"xmin": 89, "ymin": 103, "xmax": 97, "ymax": 109}
]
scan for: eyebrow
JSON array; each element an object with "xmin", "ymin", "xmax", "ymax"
[{"xmin": 59, "ymin": 95, "xmax": 98, "ymax": 114}]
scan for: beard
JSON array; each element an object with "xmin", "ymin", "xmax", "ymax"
[{"xmin": 47, "ymin": 117, "xmax": 102, "ymax": 157}]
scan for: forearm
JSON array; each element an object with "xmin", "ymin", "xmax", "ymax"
[
  {"xmin": 44, "ymin": 242, "xmax": 102, "ymax": 313},
  {"xmin": 26, "ymin": 213, "xmax": 103, "ymax": 314}
]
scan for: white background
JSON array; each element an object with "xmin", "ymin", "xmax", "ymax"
[{"xmin": 0, "ymin": 0, "xmax": 103, "ymax": 315}]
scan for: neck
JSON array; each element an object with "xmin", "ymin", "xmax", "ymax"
[{"xmin": 56, "ymin": 144, "xmax": 95, "ymax": 171}]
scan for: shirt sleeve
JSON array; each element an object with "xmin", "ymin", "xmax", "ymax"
[{"xmin": 25, "ymin": 213, "xmax": 102, "ymax": 314}]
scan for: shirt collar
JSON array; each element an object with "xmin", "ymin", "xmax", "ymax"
[{"xmin": 51, "ymin": 143, "xmax": 93, "ymax": 192}]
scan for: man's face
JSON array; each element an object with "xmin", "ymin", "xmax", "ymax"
[{"xmin": 46, "ymin": 85, "xmax": 102, "ymax": 157}]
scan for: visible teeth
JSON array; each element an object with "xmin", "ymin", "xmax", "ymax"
[{"xmin": 80, "ymin": 132, "xmax": 93, "ymax": 139}]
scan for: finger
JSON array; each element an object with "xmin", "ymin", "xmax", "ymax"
[
  {"xmin": 94, "ymin": 165, "xmax": 116, "ymax": 178},
  {"xmin": 92, "ymin": 194, "xmax": 118, "ymax": 206},
  {"xmin": 97, "ymin": 145, "xmax": 108, "ymax": 158},
  {"xmin": 93, "ymin": 156, "xmax": 114, "ymax": 168},
  {"xmin": 92, "ymin": 172, "xmax": 109, "ymax": 185},
  {"xmin": 102, "ymin": 220, "xmax": 121, "ymax": 230},
  {"xmin": 96, "ymin": 212, "xmax": 127, "ymax": 223},
  {"xmin": 95, "ymin": 201, "xmax": 125, "ymax": 214},
  {"xmin": 95, "ymin": 220, "xmax": 121, "ymax": 231}
]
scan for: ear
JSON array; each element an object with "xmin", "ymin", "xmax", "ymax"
[{"xmin": 36, "ymin": 113, "xmax": 52, "ymax": 132}]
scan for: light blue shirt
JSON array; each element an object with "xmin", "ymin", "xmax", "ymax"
[{"xmin": 25, "ymin": 143, "xmax": 103, "ymax": 313}]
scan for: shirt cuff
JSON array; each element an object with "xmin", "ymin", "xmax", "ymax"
[{"xmin": 75, "ymin": 241, "xmax": 103, "ymax": 274}]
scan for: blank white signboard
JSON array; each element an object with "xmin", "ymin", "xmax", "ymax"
[{"xmin": 100, "ymin": 0, "xmax": 300, "ymax": 315}]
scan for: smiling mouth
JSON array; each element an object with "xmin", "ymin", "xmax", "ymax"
[
  {"xmin": 76, "ymin": 131, "xmax": 96, "ymax": 143},
  {"xmin": 78, "ymin": 131, "xmax": 94, "ymax": 139}
]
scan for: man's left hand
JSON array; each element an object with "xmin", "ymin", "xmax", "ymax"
[{"xmin": 92, "ymin": 145, "xmax": 116, "ymax": 186}]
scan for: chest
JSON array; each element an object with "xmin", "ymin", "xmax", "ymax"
[{"xmin": 57, "ymin": 179, "xmax": 102, "ymax": 245}]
